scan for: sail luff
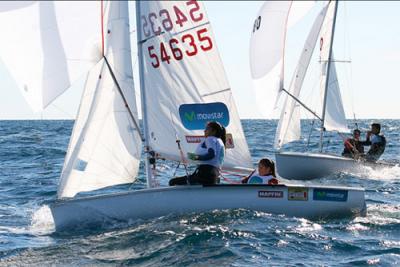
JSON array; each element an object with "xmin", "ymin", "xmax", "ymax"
[
  {"xmin": 319, "ymin": 0, "xmax": 339, "ymax": 152},
  {"xmin": 135, "ymin": 1, "xmax": 156, "ymax": 189}
]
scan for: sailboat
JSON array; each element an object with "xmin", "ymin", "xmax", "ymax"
[
  {"xmin": 0, "ymin": 1, "xmax": 365, "ymax": 231},
  {"xmin": 250, "ymin": 1, "xmax": 392, "ymax": 180}
]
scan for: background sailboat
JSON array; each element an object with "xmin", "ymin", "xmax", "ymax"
[
  {"xmin": 0, "ymin": 1, "xmax": 366, "ymax": 231},
  {"xmin": 250, "ymin": 1, "xmax": 391, "ymax": 180}
]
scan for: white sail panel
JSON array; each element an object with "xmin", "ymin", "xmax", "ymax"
[
  {"xmin": 287, "ymin": 1, "xmax": 315, "ymax": 28},
  {"xmin": 319, "ymin": 2, "xmax": 348, "ymax": 133},
  {"xmin": 0, "ymin": 1, "xmax": 101, "ymax": 111},
  {"xmin": 137, "ymin": 1, "xmax": 252, "ymax": 170},
  {"xmin": 249, "ymin": 1, "xmax": 315, "ymax": 117},
  {"xmin": 249, "ymin": 1, "xmax": 291, "ymax": 116},
  {"xmin": 58, "ymin": 2, "xmax": 142, "ymax": 198},
  {"xmin": 323, "ymin": 61, "xmax": 348, "ymax": 132},
  {"xmin": 275, "ymin": 4, "xmax": 330, "ymax": 148}
]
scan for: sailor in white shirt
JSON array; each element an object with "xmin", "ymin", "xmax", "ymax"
[
  {"xmin": 169, "ymin": 121, "xmax": 226, "ymax": 186},
  {"xmin": 242, "ymin": 158, "xmax": 279, "ymax": 185}
]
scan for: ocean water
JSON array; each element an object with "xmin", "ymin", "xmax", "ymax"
[{"xmin": 0, "ymin": 119, "xmax": 399, "ymax": 266}]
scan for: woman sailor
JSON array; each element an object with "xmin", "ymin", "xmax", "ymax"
[
  {"xmin": 169, "ymin": 121, "xmax": 226, "ymax": 186},
  {"xmin": 242, "ymin": 158, "xmax": 279, "ymax": 185}
]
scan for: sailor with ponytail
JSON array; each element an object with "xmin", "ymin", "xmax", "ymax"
[{"xmin": 169, "ymin": 121, "xmax": 225, "ymax": 186}]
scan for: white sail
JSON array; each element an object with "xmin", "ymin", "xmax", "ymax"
[
  {"xmin": 323, "ymin": 60, "xmax": 348, "ymax": 132},
  {"xmin": 249, "ymin": 1, "xmax": 315, "ymax": 117},
  {"xmin": 249, "ymin": 1, "xmax": 292, "ymax": 117},
  {"xmin": 57, "ymin": 1, "xmax": 142, "ymax": 199},
  {"xmin": 137, "ymin": 1, "xmax": 252, "ymax": 170},
  {"xmin": 319, "ymin": 2, "xmax": 348, "ymax": 133},
  {"xmin": 0, "ymin": 1, "xmax": 101, "ymax": 111},
  {"xmin": 275, "ymin": 4, "xmax": 330, "ymax": 148}
]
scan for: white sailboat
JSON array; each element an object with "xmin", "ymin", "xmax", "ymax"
[
  {"xmin": 250, "ymin": 1, "xmax": 390, "ymax": 180},
  {"xmin": 0, "ymin": 1, "xmax": 365, "ymax": 231}
]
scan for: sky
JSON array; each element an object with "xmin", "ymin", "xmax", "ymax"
[{"xmin": 0, "ymin": 1, "xmax": 399, "ymax": 120}]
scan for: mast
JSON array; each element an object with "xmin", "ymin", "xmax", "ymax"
[
  {"xmin": 319, "ymin": 0, "xmax": 339, "ymax": 152},
  {"xmin": 135, "ymin": 1, "xmax": 155, "ymax": 188}
]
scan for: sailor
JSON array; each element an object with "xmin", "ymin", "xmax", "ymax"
[
  {"xmin": 342, "ymin": 129, "xmax": 364, "ymax": 158},
  {"xmin": 360, "ymin": 123, "xmax": 386, "ymax": 162},
  {"xmin": 169, "ymin": 121, "xmax": 225, "ymax": 186},
  {"xmin": 242, "ymin": 158, "xmax": 279, "ymax": 185}
]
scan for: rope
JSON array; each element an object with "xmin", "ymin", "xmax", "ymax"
[
  {"xmin": 220, "ymin": 169, "xmax": 255, "ymax": 184},
  {"xmin": 169, "ymin": 111, "xmax": 189, "ymax": 177},
  {"xmin": 220, "ymin": 173, "xmax": 241, "ymax": 184}
]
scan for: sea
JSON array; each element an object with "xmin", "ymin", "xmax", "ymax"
[{"xmin": 0, "ymin": 119, "xmax": 399, "ymax": 266}]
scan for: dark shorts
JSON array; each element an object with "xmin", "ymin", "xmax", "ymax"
[{"xmin": 169, "ymin": 164, "xmax": 220, "ymax": 186}]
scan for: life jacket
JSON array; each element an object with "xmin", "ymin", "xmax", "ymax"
[
  {"xmin": 247, "ymin": 174, "xmax": 278, "ymax": 185},
  {"xmin": 367, "ymin": 135, "xmax": 386, "ymax": 161}
]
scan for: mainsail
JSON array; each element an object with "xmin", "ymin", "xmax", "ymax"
[
  {"xmin": 0, "ymin": 1, "xmax": 101, "ymax": 111},
  {"xmin": 57, "ymin": 1, "xmax": 142, "ymax": 198},
  {"xmin": 274, "ymin": 4, "xmax": 330, "ymax": 149},
  {"xmin": 136, "ymin": 1, "xmax": 252, "ymax": 171}
]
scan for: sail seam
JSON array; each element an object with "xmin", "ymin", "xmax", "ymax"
[{"xmin": 201, "ymin": 88, "xmax": 231, "ymax": 98}]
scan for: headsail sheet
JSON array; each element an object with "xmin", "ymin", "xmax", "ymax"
[
  {"xmin": 0, "ymin": 1, "xmax": 101, "ymax": 111},
  {"xmin": 57, "ymin": 2, "xmax": 142, "ymax": 198},
  {"xmin": 137, "ymin": 1, "xmax": 252, "ymax": 170},
  {"xmin": 319, "ymin": 2, "xmax": 348, "ymax": 133},
  {"xmin": 275, "ymin": 4, "xmax": 330, "ymax": 148}
]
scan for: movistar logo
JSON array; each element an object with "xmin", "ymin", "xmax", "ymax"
[
  {"xmin": 184, "ymin": 111, "xmax": 195, "ymax": 122},
  {"xmin": 179, "ymin": 102, "xmax": 230, "ymax": 130}
]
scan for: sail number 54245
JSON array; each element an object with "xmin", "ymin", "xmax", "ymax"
[{"xmin": 147, "ymin": 28, "xmax": 213, "ymax": 68}]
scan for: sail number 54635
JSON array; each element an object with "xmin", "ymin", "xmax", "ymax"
[{"xmin": 147, "ymin": 28, "xmax": 213, "ymax": 68}]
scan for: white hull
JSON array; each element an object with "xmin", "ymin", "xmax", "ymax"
[
  {"xmin": 275, "ymin": 151, "xmax": 393, "ymax": 180},
  {"xmin": 50, "ymin": 184, "xmax": 366, "ymax": 231}
]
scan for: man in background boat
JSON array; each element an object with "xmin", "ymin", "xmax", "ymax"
[
  {"xmin": 342, "ymin": 129, "xmax": 364, "ymax": 159},
  {"xmin": 360, "ymin": 123, "xmax": 386, "ymax": 162}
]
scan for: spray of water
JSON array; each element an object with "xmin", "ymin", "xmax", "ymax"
[
  {"xmin": 345, "ymin": 164, "xmax": 400, "ymax": 181},
  {"xmin": 29, "ymin": 205, "xmax": 56, "ymax": 235}
]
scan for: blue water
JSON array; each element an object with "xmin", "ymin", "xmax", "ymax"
[{"xmin": 0, "ymin": 119, "xmax": 399, "ymax": 266}]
